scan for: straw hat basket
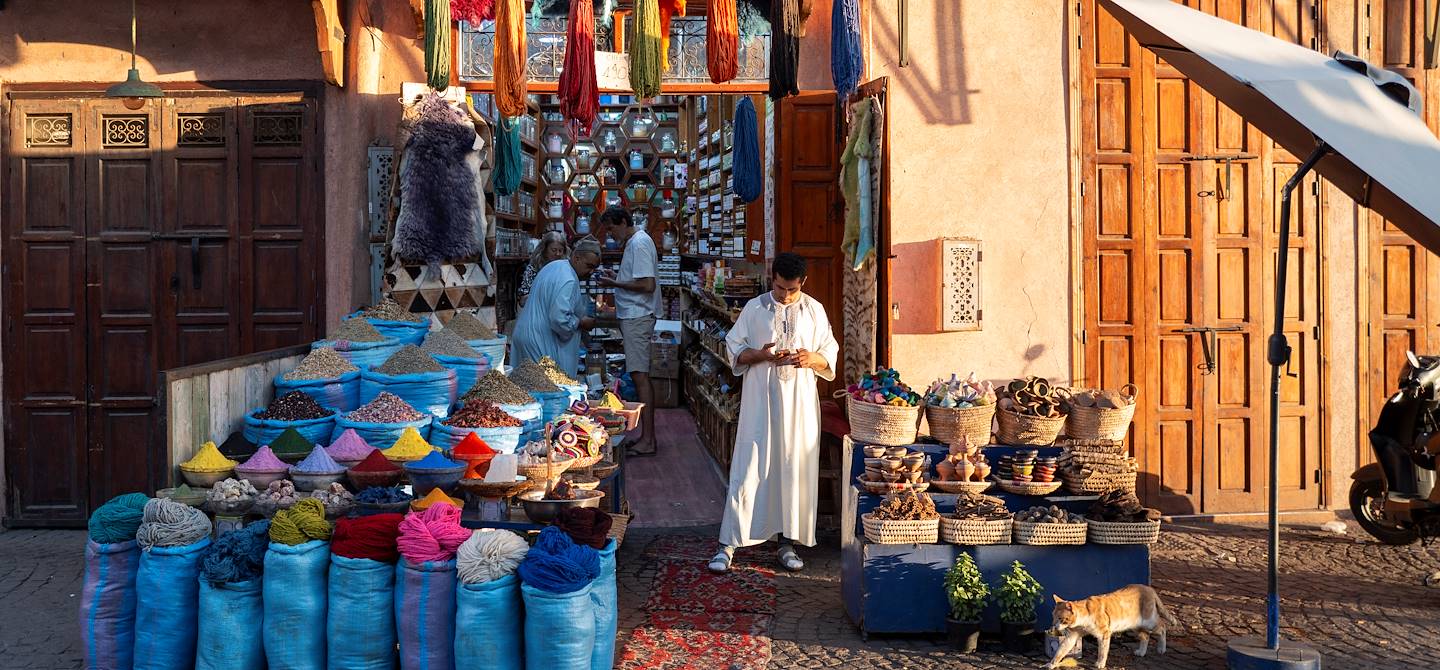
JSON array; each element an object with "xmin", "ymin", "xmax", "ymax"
[
  {"xmin": 839, "ymin": 393, "xmax": 922, "ymax": 446},
  {"xmin": 926, "ymin": 403, "xmax": 996, "ymax": 446},
  {"xmin": 1065, "ymin": 384, "xmax": 1139, "ymax": 441},
  {"xmin": 941, "ymin": 517, "xmax": 1012, "ymax": 545},
  {"xmin": 996, "ymin": 479, "xmax": 1064, "ymax": 496},
  {"xmin": 1012, "ymin": 520, "xmax": 1087, "ymax": 546},
  {"xmin": 861, "ymin": 513, "xmax": 940, "ymax": 544},
  {"xmin": 929, "ymin": 479, "xmax": 992, "ymax": 495},
  {"xmin": 1086, "ymin": 519, "xmax": 1160, "ymax": 545},
  {"xmin": 996, "ymin": 408, "xmax": 1067, "ymax": 445}
]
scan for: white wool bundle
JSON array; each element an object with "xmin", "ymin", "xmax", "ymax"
[{"xmin": 456, "ymin": 528, "xmax": 531, "ymax": 584}]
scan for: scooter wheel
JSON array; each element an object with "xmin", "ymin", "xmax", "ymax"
[{"xmin": 1349, "ymin": 477, "xmax": 1421, "ymax": 545}]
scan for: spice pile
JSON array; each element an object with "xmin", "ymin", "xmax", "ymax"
[
  {"xmin": 1015, "ymin": 505, "xmax": 1084, "ymax": 524},
  {"xmin": 329, "ymin": 318, "xmax": 387, "ymax": 343},
  {"xmin": 510, "ymin": 361, "xmax": 561, "ymax": 392},
  {"xmin": 445, "ymin": 399, "xmax": 523, "ymax": 428},
  {"xmin": 925, "ymin": 373, "xmax": 996, "ymax": 408},
  {"xmin": 325, "ymin": 429, "xmax": 376, "ymax": 463},
  {"xmin": 847, "ymin": 368, "xmax": 921, "ymax": 406},
  {"xmin": 292, "ymin": 445, "xmax": 345, "ymax": 474},
  {"xmin": 346, "ymin": 392, "xmax": 427, "ymax": 423},
  {"xmin": 284, "ymin": 347, "xmax": 359, "ymax": 380},
  {"xmin": 537, "ymin": 356, "xmax": 579, "ymax": 386},
  {"xmin": 998, "ymin": 376, "xmax": 1068, "ymax": 418},
  {"xmin": 871, "ymin": 490, "xmax": 939, "ymax": 520},
  {"xmin": 358, "ymin": 297, "xmax": 426, "ymax": 322},
  {"xmin": 443, "ymin": 311, "xmax": 498, "ymax": 340},
  {"xmin": 463, "ymin": 370, "xmax": 535, "ymax": 405},
  {"xmin": 952, "ymin": 491, "xmax": 1011, "ymax": 520},
  {"xmin": 350, "ymin": 449, "xmax": 401, "ymax": 473},
  {"xmin": 421, "ymin": 330, "xmax": 483, "ymax": 359},
  {"xmin": 1086, "ymin": 489, "xmax": 1160, "ymax": 523},
  {"xmin": 382, "ymin": 426, "xmax": 435, "ymax": 462},
  {"xmin": 269, "ymin": 429, "xmax": 316, "ymax": 461},
  {"xmin": 237, "ymin": 446, "xmax": 288, "ymax": 473},
  {"xmin": 180, "ymin": 441, "xmax": 238, "ymax": 472},
  {"xmin": 254, "ymin": 391, "xmax": 333, "ymax": 421},
  {"xmin": 375, "ymin": 345, "xmax": 447, "ymax": 375}
]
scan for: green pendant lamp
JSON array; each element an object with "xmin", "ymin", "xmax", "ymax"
[{"xmin": 105, "ymin": 0, "xmax": 163, "ymax": 109}]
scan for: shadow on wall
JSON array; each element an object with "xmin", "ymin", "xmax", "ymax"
[{"xmin": 871, "ymin": 0, "xmax": 975, "ymax": 125}]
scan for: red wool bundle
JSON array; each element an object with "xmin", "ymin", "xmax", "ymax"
[
  {"xmin": 397, "ymin": 502, "xmax": 472, "ymax": 563},
  {"xmin": 706, "ymin": 0, "xmax": 739, "ymax": 83},
  {"xmin": 558, "ymin": 0, "xmax": 598, "ymax": 135},
  {"xmin": 451, "ymin": 0, "xmax": 495, "ymax": 24},
  {"xmin": 331, "ymin": 513, "xmax": 405, "ymax": 563}
]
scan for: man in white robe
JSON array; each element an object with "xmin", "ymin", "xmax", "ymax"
[
  {"xmin": 512, "ymin": 239, "xmax": 602, "ymax": 376},
  {"xmin": 710, "ymin": 253, "xmax": 839, "ymax": 573}
]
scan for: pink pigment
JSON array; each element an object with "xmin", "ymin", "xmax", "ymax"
[
  {"xmin": 325, "ymin": 429, "xmax": 376, "ymax": 461},
  {"xmin": 236, "ymin": 445, "xmax": 288, "ymax": 472}
]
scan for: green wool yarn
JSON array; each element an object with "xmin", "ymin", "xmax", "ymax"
[
  {"xmin": 629, "ymin": 0, "xmax": 664, "ymax": 99},
  {"xmin": 270, "ymin": 498, "xmax": 332, "ymax": 546},
  {"xmin": 87, "ymin": 492, "xmax": 151, "ymax": 544},
  {"xmin": 424, "ymin": 0, "xmax": 452, "ymax": 90}
]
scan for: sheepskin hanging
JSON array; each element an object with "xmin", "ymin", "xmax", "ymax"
[
  {"xmin": 494, "ymin": 0, "xmax": 529, "ymax": 117},
  {"xmin": 738, "ymin": 0, "xmax": 771, "ymax": 40},
  {"xmin": 768, "ymin": 0, "xmax": 801, "ymax": 99},
  {"xmin": 558, "ymin": 0, "xmax": 599, "ymax": 134},
  {"xmin": 658, "ymin": 0, "xmax": 686, "ymax": 71},
  {"xmin": 393, "ymin": 94, "xmax": 483, "ymax": 266},
  {"xmin": 535, "ymin": 0, "xmax": 615, "ymax": 25},
  {"xmin": 707, "ymin": 0, "xmax": 739, "ymax": 83},
  {"xmin": 733, "ymin": 97, "xmax": 763, "ymax": 203},
  {"xmin": 629, "ymin": 0, "xmax": 664, "ymax": 99},
  {"xmin": 493, "ymin": 116, "xmax": 523, "ymax": 196},
  {"xmin": 451, "ymin": 0, "xmax": 495, "ymax": 24},
  {"xmin": 424, "ymin": 0, "xmax": 452, "ymax": 90},
  {"xmin": 831, "ymin": 0, "xmax": 863, "ymax": 97}
]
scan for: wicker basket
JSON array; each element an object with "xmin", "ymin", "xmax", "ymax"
[
  {"xmin": 1012, "ymin": 520, "xmax": 1087, "ymax": 546},
  {"xmin": 842, "ymin": 394, "xmax": 922, "ymax": 447},
  {"xmin": 517, "ymin": 458, "xmax": 575, "ymax": 481},
  {"xmin": 996, "ymin": 408, "xmax": 1066, "ymax": 445},
  {"xmin": 929, "ymin": 479, "xmax": 993, "ymax": 495},
  {"xmin": 857, "ymin": 477, "xmax": 930, "ymax": 495},
  {"xmin": 1066, "ymin": 390, "xmax": 1138, "ymax": 441},
  {"xmin": 941, "ymin": 517, "xmax": 1012, "ymax": 545},
  {"xmin": 1060, "ymin": 470, "xmax": 1137, "ymax": 495},
  {"xmin": 568, "ymin": 453, "xmax": 604, "ymax": 470},
  {"xmin": 1086, "ymin": 519, "xmax": 1160, "ymax": 544},
  {"xmin": 926, "ymin": 404, "xmax": 996, "ymax": 446},
  {"xmin": 996, "ymin": 479, "xmax": 1064, "ymax": 496},
  {"xmin": 563, "ymin": 474, "xmax": 600, "ymax": 490},
  {"xmin": 861, "ymin": 513, "xmax": 940, "ymax": 544}
]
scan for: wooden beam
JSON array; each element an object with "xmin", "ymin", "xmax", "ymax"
[{"xmin": 312, "ymin": 0, "xmax": 346, "ymax": 86}]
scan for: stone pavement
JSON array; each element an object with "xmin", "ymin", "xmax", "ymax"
[{"xmin": 4, "ymin": 519, "xmax": 1437, "ymax": 669}]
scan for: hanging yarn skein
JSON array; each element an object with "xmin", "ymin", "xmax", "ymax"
[
  {"xmin": 658, "ymin": 0, "xmax": 686, "ymax": 71},
  {"xmin": 558, "ymin": 0, "xmax": 599, "ymax": 135},
  {"xmin": 493, "ymin": 117, "xmax": 524, "ymax": 196},
  {"xmin": 493, "ymin": 0, "xmax": 528, "ymax": 117},
  {"xmin": 88, "ymin": 492, "xmax": 151, "ymax": 544},
  {"xmin": 456, "ymin": 529, "xmax": 531, "ymax": 583},
  {"xmin": 270, "ymin": 498, "xmax": 332, "ymax": 545},
  {"xmin": 733, "ymin": 97, "xmax": 763, "ymax": 203},
  {"xmin": 398, "ymin": 502, "xmax": 472, "ymax": 563},
  {"xmin": 629, "ymin": 0, "xmax": 665, "ymax": 99},
  {"xmin": 831, "ymin": 0, "xmax": 864, "ymax": 97},
  {"xmin": 517, "ymin": 526, "xmax": 600, "ymax": 593},
  {"xmin": 135, "ymin": 498, "xmax": 212, "ymax": 550},
  {"xmin": 200, "ymin": 519, "xmax": 271, "ymax": 583},
  {"xmin": 331, "ymin": 513, "xmax": 405, "ymax": 563},
  {"xmin": 706, "ymin": 0, "xmax": 740, "ymax": 84},
  {"xmin": 451, "ymin": 0, "xmax": 495, "ymax": 24},
  {"xmin": 424, "ymin": 0, "xmax": 452, "ymax": 90},
  {"xmin": 769, "ymin": 0, "xmax": 801, "ymax": 99}
]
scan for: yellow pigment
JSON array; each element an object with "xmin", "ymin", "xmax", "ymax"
[
  {"xmin": 180, "ymin": 441, "xmax": 238, "ymax": 472},
  {"xmin": 382, "ymin": 427, "xmax": 436, "ymax": 462},
  {"xmin": 599, "ymin": 392, "xmax": 624, "ymax": 410},
  {"xmin": 411, "ymin": 487, "xmax": 463, "ymax": 511}
]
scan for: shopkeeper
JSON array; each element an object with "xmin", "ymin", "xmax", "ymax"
[
  {"xmin": 518, "ymin": 231, "xmax": 569, "ymax": 308},
  {"xmin": 596, "ymin": 208, "xmax": 662, "ymax": 457},
  {"xmin": 512, "ymin": 238, "xmax": 603, "ymax": 375}
]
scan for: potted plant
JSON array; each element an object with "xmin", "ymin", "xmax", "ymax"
[
  {"xmin": 942, "ymin": 554, "xmax": 988, "ymax": 653},
  {"xmin": 995, "ymin": 560, "xmax": 1042, "ymax": 653}
]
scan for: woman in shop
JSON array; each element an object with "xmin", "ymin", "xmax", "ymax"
[{"xmin": 518, "ymin": 231, "xmax": 570, "ymax": 308}]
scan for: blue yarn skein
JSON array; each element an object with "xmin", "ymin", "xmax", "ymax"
[
  {"xmin": 200, "ymin": 520, "xmax": 272, "ymax": 584},
  {"xmin": 733, "ymin": 97, "xmax": 763, "ymax": 204},
  {"xmin": 830, "ymin": 0, "xmax": 863, "ymax": 97},
  {"xmin": 517, "ymin": 526, "xmax": 600, "ymax": 594},
  {"xmin": 87, "ymin": 492, "xmax": 151, "ymax": 544}
]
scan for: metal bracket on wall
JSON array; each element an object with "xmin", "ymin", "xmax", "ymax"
[{"xmin": 1182, "ymin": 153, "xmax": 1258, "ymax": 200}]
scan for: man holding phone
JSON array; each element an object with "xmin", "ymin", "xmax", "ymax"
[
  {"xmin": 596, "ymin": 207, "xmax": 662, "ymax": 456},
  {"xmin": 709, "ymin": 252, "xmax": 838, "ymax": 574}
]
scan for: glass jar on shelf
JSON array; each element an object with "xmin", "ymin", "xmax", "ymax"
[{"xmin": 601, "ymin": 128, "xmax": 620, "ymax": 153}]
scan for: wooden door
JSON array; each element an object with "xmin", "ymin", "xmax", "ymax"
[
  {"xmin": 1080, "ymin": 0, "xmax": 1323, "ymax": 514},
  {"xmin": 776, "ymin": 92, "xmax": 845, "ymax": 396}
]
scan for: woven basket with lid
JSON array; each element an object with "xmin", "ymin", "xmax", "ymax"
[
  {"xmin": 926, "ymin": 403, "xmax": 995, "ymax": 446},
  {"xmin": 996, "ymin": 408, "xmax": 1066, "ymax": 445},
  {"xmin": 843, "ymin": 394, "xmax": 922, "ymax": 447}
]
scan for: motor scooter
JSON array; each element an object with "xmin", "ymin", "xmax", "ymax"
[{"xmin": 1350, "ymin": 351, "xmax": 1440, "ymax": 544}]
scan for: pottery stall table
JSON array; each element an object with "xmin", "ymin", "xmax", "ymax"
[{"xmin": 840, "ymin": 437, "xmax": 1151, "ymax": 636}]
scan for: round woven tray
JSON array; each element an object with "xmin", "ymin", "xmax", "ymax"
[
  {"xmin": 457, "ymin": 478, "xmax": 538, "ymax": 499},
  {"xmin": 1061, "ymin": 469, "xmax": 1138, "ymax": 495},
  {"xmin": 1012, "ymin": 520, "xmax": 1087, "ymax": 545},
  {"xmin": 517, "ymin": 458, "xmax": 575, "ymax": 481},
  {"xmin": 861, "ymin": 513, "xmax": 940, "ymax": 544},
  {"xmin": 857, "ymin": 477, "xmax": 930, "ymax": 495},
  {"xmin": 941, "ymin": 517, "xmax": 1012, "ymax": 545},
  {"xmin": 1066, "ymin": 402, "xmax": 1137, "ymax": 441},
  {"xmin": 996, "ymin": 479, "xmax": 1063, "ymax": 496},
  {"xmin": 926, "ymin": 403, "xmax": 996, "ymax": 446},
  {"xmin": 563, "ymin": 474, "xmax": 600, "ymax": 490},
  {"xmin": 929, "ymin": 479, "xmax": 993, "ymax": 494},
  {"xmin": 1086, "ymin": 519, "xmax": 1160, "ymax": 544},
  {"xmin": 567, "ymin": 453, "xmax": 604, "ymax": 470},
  {"xmin": 590, "ymin": 460, "xmax": 619, "ymax": 480},
  {"xmin": 843, "ymin": 395, "xmax": 922, "ymax": 447},
  {"xmin": 996, "ymin": 408, "xmax": 1066, "ymax": 445}
]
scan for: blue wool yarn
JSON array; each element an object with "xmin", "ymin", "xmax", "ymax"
[
  {"xmin": 517, "ymin": 526, "xmax": 600, "ymax": 594},
  {"xmin": 200, "ymin": 520, "xmax": 272, "ymax": 583},
  {"xmin": 733, "ymin": 97, "xmax": 763, "ymax": 204},
  {"xmin": 356, "ymin": 485, "xmax": 413, "ymax": 504},
  {"xmin": 831, "ymin": 0, "xmax": 863, "ymax": 97},
  {"xmin": 88, "ymin": 493, "xmax": 151, "ymax": 544}
]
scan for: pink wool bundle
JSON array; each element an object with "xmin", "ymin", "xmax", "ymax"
[{"xmin": 397, "ymin": 502, "xmax": 470, "ymax": 563}]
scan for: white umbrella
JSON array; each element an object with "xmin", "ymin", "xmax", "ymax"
[{"xmin": 1097, "ymin": 1, "xmax": 1440, "ymax": 668}]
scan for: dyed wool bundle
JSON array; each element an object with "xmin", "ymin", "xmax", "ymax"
[
  {"xmin": 270, "ymin": 498, "xmax": 332, "ymax": 546},
  {"xmin": 424, "ymin": 0, "xmax": 452, "ymax": 90},
  {"xmin": 393, "ymin": 93, "xmax": 483, "ymax": 267},
  {"xmin": 397, "ymin": 503, "xmax": 471, "ymax": 563},
  {"xmin": 831, "ymin": 0, "xmax": 864, "ymax": 97},
  {"xmin": 332, "ymin": 513, "xmax": 405, "ymax": 563},
  {"xmin": 558, "ymin": 0, "xmax": 599, "ymax": 134},
  {"xmin": 707, "ymin": 0, "xmax": 740, "ymax": 83},
  {"xmin": 658, "ymin": 0, "xmax": 686, "ymax": 70},
  {"xmin": 456, "ymin": 529, "xmax": 531, "ymax": 583},
  {"xmin": 451, "ymin": 0, "xmax": 495, "ymax": 23},
  {"xmin": 768, "ymin": 0, "xmax": 801, "ymax": 99},
  {"xmin": 517, "ymin": 526, "xmax": 600, "ymax": 594},
  {"xmin": 200, "ymin": 520, "xmax": 271, "ymax": 583},
  {"xmin": 135, "ymin": 498, "xmax": 211, "ymax": 550},
  {"xmin": 733, "ymin": 96, "xmax": 763, "ymax": 203},
  {"xmin": 555, "ymin": 507, "xmax": 613, "ymax": 549},
  {"xmin": 493, "ymin": 0, "xmax": 529, "ymax": 117},
  {"xmin": 629, "ymin": 0, "xmax": 665, "ymax": 99},
  {"xmin": 493, "ymin": 118, "xmax": 523, "ymax": 196},
  {"xmin": 89, "ymin": 492, "xmax": 150, "ymax": 544}
]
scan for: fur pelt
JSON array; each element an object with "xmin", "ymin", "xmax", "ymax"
[
  {"xmin": 738, "ymin": 0, "xmax": 772, "ymax": 39},
  {"xmin": 532, "ymin": 0, "xmax": 616, "ymax": 24},
  {"xmin": 393, "ymin": 93, "xmax": 483, "ymax": 267}
]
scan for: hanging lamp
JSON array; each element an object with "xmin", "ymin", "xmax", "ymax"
[{"xmin": 105, "ymin": 0, "xmax": 163, "ymax": 109}]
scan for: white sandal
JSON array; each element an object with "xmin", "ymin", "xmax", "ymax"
[
  {"xmin": 777, "ymin": 544, "xmax": 804, "ymax": 572},
  {"xmin": 708, "ymin": 546, "xmax": 734, "ymax": 574}
]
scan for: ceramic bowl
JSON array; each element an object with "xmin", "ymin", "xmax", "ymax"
[
  {"xmin": 206, "ymin": 496, "xmax": 255, "ymax": 516},
  {"xmin": 234, "ymin": 468, "xmax": 289, "ymax": 489},
  {"xmin": 158, "ymin": 487, "xmax": 207, "ymax": 508},
  {"xmin": 881, "ymin": 457, "xmax": 903, "ymax": 472},
  {"xmin": 406, "ymin": 465, "xmax": 467, "ymax": 497},
  {"xmin": 863, "ymin": 445, "xmax": 886, "ymax": 459},
  {"xmin": 179, "ymin": 468, "xmax": 235, "ymax": 488},
  {"xmin": 904, "ymin": 471, "xmax": 922, "ymax": 484},
  {"xmin": 347, "ymin": 468, "xmax": 403, "ymax": 490},
  {"xmin": 885, "ymin": 446, "xmax": 908, "ymax": 459},
  {"xmin": 881, "ymin": 471, "xmax": 903, "ymax": 483},
  {"xmin": 902, "ymin": 453, "xmax": 926, "ymax": 467},
  {"xmin": 290, "ymin": 470, "xmax": 346, "ymax": 492}
]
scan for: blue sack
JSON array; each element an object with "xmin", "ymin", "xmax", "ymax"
[
  {"xmin": 530, "ymin": 390, "xmax": 571, "ymax": 425},
  {"xmin": 243, "ymin": 409, "xmax": 337, "ymax": 448},
  {"xmin": 590, "ymin": 540, "xmax": 619, "ymax": 670},
  {"xmin": 454, "ymin": 574, "xmax": 524, "ymax": 670},
  {"xmin": 328, "ymin": 555, "xmax": 397, "ymax": 670},
  {"xmin": 466, "ymin": 337, "xmax": 509, "ymax": 370},
  {"xmin": 497, "ymin": 401, "xmax": 544, "ymax": 445},
  {"xmin": 346, "ymin": 312, "xmax": 429, "ymax": 346},
  {"xmin": 396, "ymin": 559, "xmax": 457, "ymax": 670},
  {"xmin": 429, "ymin": 422, "xmax": 524, "ymax": 454},
  {"xmin": 331, "ymin": 413, "xmax": 433, "ymax": 447},
  {"xmin": 133, "ymin": 537, "xmax": 211, "ymax": 670},
  {"xmin": 79, "ymin": 539, "xmax": 140, "ymax": 670},
  {"xmin": 523, "ymin": 582, "xmax": 596, "ymax": 670},
  {"xmin": 313, "ymin": 338, "xmax": 402, "ymax": 371},
  {"xmin": 196, "ymin": 579, "xmax": 264, "ymax": 670},
  {"xmin": 264, "ymin": 540, "xmax": 329, "ymax": 670},
  {"xmin": 361, "ymin": 368, "xmax": 458, "ymax": 420},
  {"xmin": 275, "ymin": 370, "xmax": 362, "ymax": 414},
  {"xmin": 434, "ymin": 353, "xmax": 489, "ymax": 399}
]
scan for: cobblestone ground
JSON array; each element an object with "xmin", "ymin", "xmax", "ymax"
[{"xmin": 4, "ymin": 520, "xmax": 1438, "ymax": 669}]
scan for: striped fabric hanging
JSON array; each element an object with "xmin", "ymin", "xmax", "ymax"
[
  {"xmin": 493, "ymin": 0, "xmax": 528, "ymax": 117},
  {"xmin": 559, "ymin": 0, "xmax": 599, "ymax": 134},
  {"xmin": 831, "ymin": 0, "xmax": 863, "ymax": 96},
  {"xmin": 768, "ymin": 0, "xmax": 800, "ymax": 99},
  {"xmin": 706, "ymin": 0, "xmax": 739, "ymax": 83},
  {"xmin": 629, "ymin": 0, "xmax": 665, "ymax": 99},
  {"xmin": 424, "ymin": 0, "xmax": 452, "ymax": 90}
]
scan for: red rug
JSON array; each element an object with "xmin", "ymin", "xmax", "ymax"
[{"xmin": 620, "ymin": 537, "xmax": 777, "ymax": 670}]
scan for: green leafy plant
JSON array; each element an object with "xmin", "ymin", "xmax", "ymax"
[
  {"xmin": 994, "ymin": 560, "xmax": 1043, "ymax": 623},
  {"xmin": 943, "ymin": 554, "xmax": 989, "ymax": 621}
]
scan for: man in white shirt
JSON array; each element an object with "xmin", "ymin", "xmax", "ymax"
[{"xmin": 597, "ymin": 208, "xmax": 662, "ymax": 456}]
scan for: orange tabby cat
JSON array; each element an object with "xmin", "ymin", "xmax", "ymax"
[{"xmin": 1046, "ymin": 585, "xmax": 1177, "ymax": 669}]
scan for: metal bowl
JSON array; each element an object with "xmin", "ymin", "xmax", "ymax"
[
  {"xmin": 158, "ymin": 487, "xmax": 208, "ymax": 508},
  {"xmin": 179, "ymin": 468, "xmax": 235, "ymax": 488},
  {"xmin": 405, "ymin": 465, "xmax": 467, "ymax": 497},
  {"xmin": 517, "ymin": 489, "xmax": 605, "ymax": 524},
  {"xmin": 289, "ymin": 470, "xmax": 346, "ymax": 492},
  {"xmin": 205, "ymin": 496, "xmax": 255, "ymax": 516},
  {"xmin": 234, "ymin": 468, "xmax": 289, "ymax": 489},
  {"xmin": 348, "ymin": 468, "xmax": 403, "ymax": 490}
]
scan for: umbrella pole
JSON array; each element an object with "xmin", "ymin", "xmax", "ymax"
[{"xmin": 1264, "ymin": 142, "xmax": 1330, "ymax": 650}]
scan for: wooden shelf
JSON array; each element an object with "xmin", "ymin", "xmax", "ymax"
[
  {"xmin": 684, "ymin": 361, "xmax": 737, "ymax": 423},
  {"xmin": 683, "ymin": 321, "xmax": 735, "ymax": 372}
]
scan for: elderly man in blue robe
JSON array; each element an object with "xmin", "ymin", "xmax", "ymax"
[{"xmin": 512, "ymin": 237, "xmax": 603, "ymax": 376}]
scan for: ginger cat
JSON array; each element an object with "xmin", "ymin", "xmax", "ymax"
[{"xmin": 1046, "ymin": 585, "xmax": 1177, "ymax": 669}]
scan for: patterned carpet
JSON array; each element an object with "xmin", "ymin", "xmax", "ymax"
[{"xmin": 619, "ymin": 537, "xmax": 778, "ymax": 669}]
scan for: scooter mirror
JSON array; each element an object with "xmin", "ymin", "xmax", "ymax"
[{"xmin": 1407, "ymin": 350, "xmax": 1421, "ymax": 369}]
